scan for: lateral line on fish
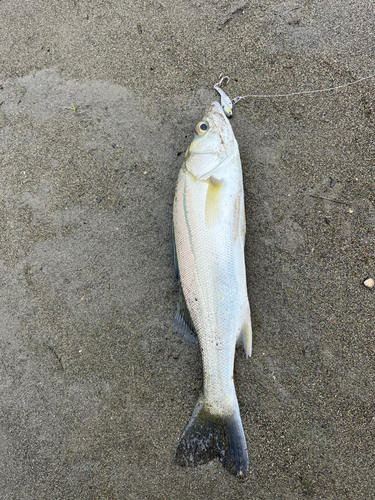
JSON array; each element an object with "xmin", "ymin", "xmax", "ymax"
[{"xmin": 182, "ymin": 174, "xmax": 214, "ymax": 335}]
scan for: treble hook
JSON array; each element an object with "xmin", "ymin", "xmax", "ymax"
[{"xmin": 214, "ymin": 74, "xmax": 233, "ymax": 117}]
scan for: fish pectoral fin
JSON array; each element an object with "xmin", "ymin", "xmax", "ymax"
[
  {"xmin": 209, "ymin": 175, "xmax": 223, "ymax": 186},
  {"xmin": 236, "ymin": 305, "xmax": 252, "ymax": 358},
  {"xmin": 205, "ymin": 176, "xmax": 224, "ymax": 225},
  {"xmin": 173, "ymin": 281, "xmax": 198, "ymax": 344}
]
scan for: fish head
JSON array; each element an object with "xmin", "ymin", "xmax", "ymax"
[{"xmin": 184, "ymin": 101, "xmax": 238, "ymax": 179}]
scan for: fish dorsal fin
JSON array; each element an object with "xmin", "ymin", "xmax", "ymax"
[
  {"xmin": 171, "ymin": 224, "xmax": 179, "ymax": 279},
  {"xmin": 172, "ymin": 224, "xmax": 197, "ymax": 344},
  {"xmin": 173, "ymin": 281, "xmax": 198, "ymax": 344}
]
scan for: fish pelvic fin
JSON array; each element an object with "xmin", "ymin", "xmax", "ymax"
[
  {"xmin": 174, "ymin": 396, "xmax": 248, "ymax": 478},
  {"xmin": 236, "ymin": 305, "xmax": 252, "ymax": 358}
]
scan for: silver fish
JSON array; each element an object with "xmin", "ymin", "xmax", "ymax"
[{"xmin": 172, "ymin": 101, "xmax": 252, "ymax": 477}]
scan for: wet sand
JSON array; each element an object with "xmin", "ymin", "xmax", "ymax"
[{"xmin": 1, "ymin": 1, "xmax": 374, "ymax": 498}]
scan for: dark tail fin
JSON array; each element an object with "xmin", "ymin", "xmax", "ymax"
[{"xmin": 174, "ymin": 396, "xmax": 248, "ymax": 478}]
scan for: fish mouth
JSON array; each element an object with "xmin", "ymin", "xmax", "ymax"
[
  {"xmin": 210, "ymin": 101, "xmax": 228, "ymax": 127},
  {"xmin": 183, "ymin": 101, "xmax": 236, "ymax": 178}
]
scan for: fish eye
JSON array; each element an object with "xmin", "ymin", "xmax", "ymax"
[{"xmin": 196, "ymin": 121, "xmax": 209, "ymax": 136}]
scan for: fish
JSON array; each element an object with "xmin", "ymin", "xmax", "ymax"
[{"xmin": 172, "ymin": 100, "xmax": 252, "ymax": 478}]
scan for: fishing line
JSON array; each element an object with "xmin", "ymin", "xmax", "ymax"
[
  {"xmin": 214, "ymin": 73, "xmax": 375, "ymax": 115},
  {"xmin": 233, "ymin": 73, "xmax": 375, "ymax": 102}
]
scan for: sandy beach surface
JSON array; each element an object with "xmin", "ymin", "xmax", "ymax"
[{"xmin": 1, "ymin": 1, "xmax": 374, "ymax": 498}]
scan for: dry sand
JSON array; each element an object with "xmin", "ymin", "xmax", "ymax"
[{"xmin": 1, "ymin": 1, "xmax": 374, "ymax": 498}]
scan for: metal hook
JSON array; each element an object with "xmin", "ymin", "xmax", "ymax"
[{"xmin": 214, "ymin": 74, "xmax": 230, "ymax": 88}]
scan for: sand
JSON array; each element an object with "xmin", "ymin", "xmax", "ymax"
[{"xmin": 0, "ymin": 1, "xmax": 374, "ymax": 498}]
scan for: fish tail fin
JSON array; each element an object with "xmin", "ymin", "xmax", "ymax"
[{"xmin": 174, "ymin": 395, "xmax": 248, "ymax": 477}]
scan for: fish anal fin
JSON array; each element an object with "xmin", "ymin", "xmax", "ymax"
[{"xmin": 236, "ymin": 306, "xmax": 252, "ymax": 358}]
